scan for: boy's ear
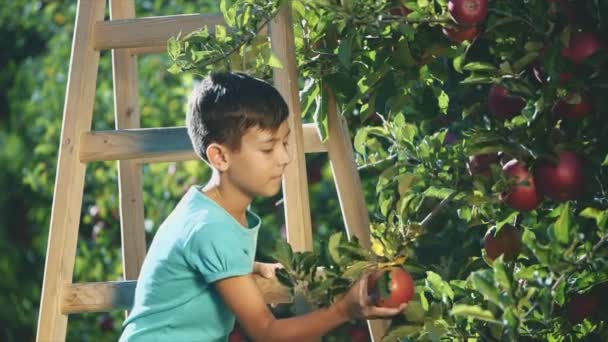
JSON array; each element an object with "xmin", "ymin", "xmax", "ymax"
[{"xmin": 206, "ymin": 143, "xmax": 230, "ymax": 171}]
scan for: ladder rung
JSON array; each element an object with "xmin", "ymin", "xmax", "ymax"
[
  {"xmin": 94, "ymin": 14, "xmax": 224, "ymax": 51},
  {"xmin": 61, "ymin": 276, "xmax": 291, "ymax": 314},
  {"xmin": 94, "ymin": 13, "xmax": 268, "ymax": 52},
  {"xmin": 79, "ymin": 124, "xmax": 326, "ymax": 163}
]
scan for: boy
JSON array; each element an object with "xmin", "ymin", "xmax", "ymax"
[{"xmin": 119, "ymin": 72, "xmax": 406, "ymax": 341}]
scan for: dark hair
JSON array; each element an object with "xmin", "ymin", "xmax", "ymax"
[{"xmin": 186, "ymin": 72, "xmax": 289, "ymax": 162}]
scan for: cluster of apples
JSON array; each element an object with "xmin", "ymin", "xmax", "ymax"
[
  {"xmin": 468, "ymin": 149, "xmax": 585, "ymax": 212},
  {"xmin": 489, "ymin": 31, "xmax": 602, "ymax": 122},
  {"xmin": 389, "ymin": 0, "xmax": 488, "ymax": 43}
]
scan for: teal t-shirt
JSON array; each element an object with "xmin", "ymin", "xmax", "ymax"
[{"xmin": 119, "ymin": 185, "xmax": 261, "ymax": 342}]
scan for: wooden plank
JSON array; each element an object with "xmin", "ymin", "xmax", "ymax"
[
  {"xmin": 271, "ymin": 4, "xmax": 314, "ymax": 252},
  {"xmin": 94, "ymin": 13, "xmax": 269, "ymax": 52},
  {"xmin": 110, "ymin": 0, "xmax": 147, "ymax": 283},
  {"xmin": 325, "ymin": 89, "xmax": 371, "ymax": 248},
  {"xmin": 36, "ymin": 1, "xmax": 107, "ymax": 341},
  {"xmin": 79, "ymin": 124, "xmax": 326, "ymax": 163},
  {"xmin": 79, "ymin": 127, "xmax": 194, "ymax": 163},
  {"xmin": 61, "ymin": 276, "xmax": 291, "ymax": 314},
  {"xmin": 94, "ymin": 14, "xmax": 224, "ymax": 50},
  {"xmin": 324, "ymin": 89, "xmax": 388, "ymax": 340}
]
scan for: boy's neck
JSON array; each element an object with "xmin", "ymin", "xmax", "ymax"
[{"xmin": 201, "ymin": 171, "xmax": 252, "ymax": 227}]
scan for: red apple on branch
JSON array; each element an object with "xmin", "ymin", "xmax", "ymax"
[
  {"xmin": 442, "ymin": 26, "xmax": 480, "ymax": 43},
  {"xmin": 368, "ymin": 268, "xmax": 415, "ymax": 309},
  {"xmin": 501, "ymin": 159, "xmax": 541, "ymax": 211},
  {"xmin": 562, "ymin": 31, "xmax": 603, "ymax": 64},
  {"xmin": 535, "ymin": 150, "xmax": 585, "ymax": 201},
  {"xmin": 488, "ymin": 84, "xmax": 526, "ymax": 120},
  {"xmin": 484, "ymin": 225, "xmax": 522, "ymax": 261},
  {"xmin": 448, "ymin": 0, "xmax": 489, "ymax": 26},
  {"xmin": 566, "ymin": 292, "xmax": 600, "ymax": 324},
  {"xmin": 553, "ymin": 92, "xmax": 592, "ymax": 119}
]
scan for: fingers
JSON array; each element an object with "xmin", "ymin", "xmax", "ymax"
[
  {"xmin": 358, "ymin": 273, "xmax": 369, "ymax": 306},
  {"xmin": 367, "ymin": 303, "xmax": 408, "ymax": 319}
]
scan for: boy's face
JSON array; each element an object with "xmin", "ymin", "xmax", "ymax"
[{"xmin": 225, "ymin": 120, "xmax": 291, "ymax": 198}]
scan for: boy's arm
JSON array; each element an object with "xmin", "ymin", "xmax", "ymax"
[{"xmin": 215, "ymin": 273, "xmax": 405, "ymax": 341}]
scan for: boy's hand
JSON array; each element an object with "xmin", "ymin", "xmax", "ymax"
[
  {"xmin": 253, "ymin": 262, "xmax": 283, "ymax": 279},
  {"xmin": 335, "ymin": 272, "xmax": 407, "ymax": 321}
]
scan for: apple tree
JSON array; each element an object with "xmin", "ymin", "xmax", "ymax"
[{"xmin": 171, "ymin": 0, "xmax": 608, "ymax": 340}]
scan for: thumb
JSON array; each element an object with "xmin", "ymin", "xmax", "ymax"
[{"xmin": 262, "ymin": 268, "xmax": 275, "ymax": 279}]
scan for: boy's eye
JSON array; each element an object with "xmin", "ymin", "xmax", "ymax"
[{"xmin": 262, "ymin": 149, "xmax": 273, "ymax": 153}]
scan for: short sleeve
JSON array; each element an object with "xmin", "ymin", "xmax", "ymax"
[{"xmin": 183, "ymin": 224, "xmax": 252, "ymax": 283}]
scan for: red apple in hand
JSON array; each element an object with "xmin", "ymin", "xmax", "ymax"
[
  {"xmin": 368, "ymin": 268, "xmax": 415, "ymax": 309},
  {"xmin": 535, "ymin": 150, "xmax": 585, "ymax": 201},
  {"xmin": 442, "ymin": 26, "xmax": 480, "ymax": 43},
  {"xmin": 484, "ymin": 225, "xmax": 522, "ymax": 261},
  {"xmin": 448, "ymin": 0, "xmax": 488, "ymax": 26},
  {"xmin": 553, "ymin": 92, "xmax": 592, "ymax": 119},
  {"xmin": 501, "ymin": 159, "xmax": 541, "ymax": 211},
  {"xmin": 488, "ymin": 84, "xmax": 526, "ymax": 120},
  {"xmin": 562, "ymin": 31, "xmax": 603, "ymax": 64}
]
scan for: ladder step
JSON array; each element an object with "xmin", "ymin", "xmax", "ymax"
[
  {"xmin": 94, "ymin": 13, "xmax": 268, "ymax": 53},
  {"xmin": 79, "ymin": 124, "xmax": 326, "ymax": 163},
  {"xmin": 61, "ymin": 276, "xmax": 291, "ymax": 314}
]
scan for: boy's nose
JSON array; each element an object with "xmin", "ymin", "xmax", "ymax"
[{"xmin": 278, "ymin": 144, "xmax": 292, "ymax": 166}]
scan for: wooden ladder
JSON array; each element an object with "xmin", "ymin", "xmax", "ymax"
[{"xmin": 36, "ymin": 1, "xmax": 388, "ymax": 341}]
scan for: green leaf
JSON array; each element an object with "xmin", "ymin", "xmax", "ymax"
[
  {"xmin": 354, "ymin": 128, "xmax": 369, "ymax": 157},
  {"xmin": 422, "ymin": 187, "xmax": 454, "ymax": 200},
  {"xmin": 397, "ymin": 173, "xmax": 416, "ymax": 197},
  {"xmin": 425, "ymin": 271, "xmax": 454, "ymax": 301},
  {"xmin": 437, "ymin": 91, "xmax": 449, "ymax": 114},
  {"xmin": 603, "ymin": 154, "xmax": 608, "ymax": 166},
  {"xmin": 496, "ymin": 212, "xmax": 518, "ymax": 230},
  {"xmin": 461, "ymin": 75, "xmax": 495, "ymax": 85},
  {"xmin": 338, "ymin": 33, "xmax": 354, "ymax": 68},
  {"xmin": 267, "ymin": 52, "xmax": 283, "ymax": 68},
  {"xmin": 328, "ymin": 232, "xmax": 343, "ymax": 265},
  {"xmin": 341, "ymin": 260, "xmax": 374, "ymax": 280},
  {"xmin": 404, "ymin": 300, "xmax": 426, "ymax": 323},
  {"xmin": 580, "ymin": 207, "xmax": 608, "ymax": 231},
  {"xmin": 269, "ymin": 239, "xmax": 294, "ymax": 271},
  {"xmin": 381, "ymin": 324, "xmax": 423, "ymax": 342},
  {"xmin": 276, "ymin": 268, "xmax": 294, "ymax": 287},
  {"xmin": 394, "ymin": 36, "xmax": 416, "ymax": 67},
  {"xmin": 470, "ymin": 270, "xmax": 501, "ymax": 305},
  {"xmin": 554, "ymin": 203, "xmax": 572, "ymax": 244},
  {"xmin": 522, "ymin": 229, "xmax": 551, "ymax": 264},
  {"xmin": 462, "ymin": 62, "xmax": 498, "ymax": 72},
  {"xmin": 493, "ymin": 258, "xmax": 512, "ymax": 293},
  {"xmin": 450, "ymin": 304, "xmax": 499, "ymax": 323}
]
